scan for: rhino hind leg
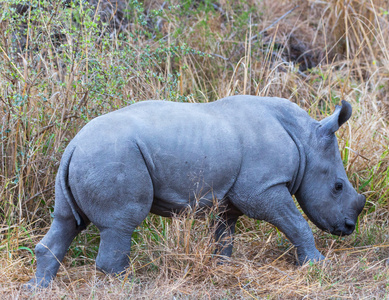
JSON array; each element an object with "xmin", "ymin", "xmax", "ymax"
[
  {"xmin": 25, "ymin": 214, "xmax": 84, "ymax": 289},
  {"xmin": 95, "ymin": 227, "xmax": 135, "ymax": 276},
  {"xmin": 94, "ymin": 205, "xmax": 151, "ymax": 276},
  {"xmin": 213, "ymin": 213, "xmax": 239, "ymax": 258},
  {"xmin": 71, "ymin": 154, "xmax": 154, "ymax": 277}
]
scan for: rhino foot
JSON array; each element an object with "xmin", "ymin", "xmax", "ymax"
[
  {"xmin": 297, "ymin": 251, "xmax": 325, "ymax": 266},
  {"xmin": 23, "ymin": 277, "xmax": 51, "ymax": 290}
]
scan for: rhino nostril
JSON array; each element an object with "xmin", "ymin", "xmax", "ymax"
[{"xmin": 345, "ymin": 219, "xmax": 355, "ymax": 231}]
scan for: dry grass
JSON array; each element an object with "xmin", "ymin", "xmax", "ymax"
[
  {"xmin": 1, "ymin": 0, "xmax": 389, "ymax": 298},
  {"xmin": 3, "ymin": 212, "xmax": 389, "ymax": 299}
]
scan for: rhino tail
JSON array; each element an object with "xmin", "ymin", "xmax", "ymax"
[{"xmin": 58, "ymin": 145, "xmax": 82, "ymax": 227}]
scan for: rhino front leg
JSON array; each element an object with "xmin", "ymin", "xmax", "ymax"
[
  {"xmin": 264, "ymin": 185, "xmax": 324, "ymax": 264},
  {"xmin": 270, "ymin": 210, "xmax": 325, "ymax": 265},
  {"xmin": 234, "ymin": 185, "xmax": 324, "ymax": 264}
]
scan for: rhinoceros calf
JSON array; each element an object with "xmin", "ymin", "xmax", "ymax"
[{"xmin": 26, "ymin": 96, "xmax": 365, "ymax": 288}]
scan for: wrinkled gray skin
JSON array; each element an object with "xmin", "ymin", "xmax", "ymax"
[{"xmin": 26, "ymin": 96, "xmax": 366, "ymax": 288}]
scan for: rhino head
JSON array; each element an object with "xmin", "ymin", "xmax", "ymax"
[{"xmin": 295, "ymin": 101, "xmax": 366, "ymax": 236}]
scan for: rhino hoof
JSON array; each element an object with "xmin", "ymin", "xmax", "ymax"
[
  {"xmin": 23, "ymin": 277, "xmax": 50, "ymax": 290},
  {"xmin": 297, "ymin": 253, "xmax": 325, "ymax": 266},
  {"xmin": 214, "ymin": 255, "xmax": 233, "ymax": 266}
]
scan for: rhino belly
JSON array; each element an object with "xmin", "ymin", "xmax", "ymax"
[{"xmin": 148, "ymin": 155, "xmax": 240, "ymax": 217}]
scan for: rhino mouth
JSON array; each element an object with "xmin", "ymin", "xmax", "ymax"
[
  {"xmin": 331, "ymin": 228, "xmax": 353, "ymax": 236},
  {"xmin": 314, "ymin": 217, "xmax": 356, "ymax": 236},
  {"xmin": 329, "ymin": 218, "xmax": 356, "ymax": 236}
]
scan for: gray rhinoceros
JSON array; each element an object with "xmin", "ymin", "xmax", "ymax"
[{"xmin": 26, "ymin": 96, "xmax": 366, "ymax": 288}]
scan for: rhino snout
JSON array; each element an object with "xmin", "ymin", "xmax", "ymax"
[
  {"xmin": 331, "ymin": 218, "xmax": 355, "ymax": 236},
  {"xmin": 332, "ymin": 194, "xmax": 365, "ymax": 236}
]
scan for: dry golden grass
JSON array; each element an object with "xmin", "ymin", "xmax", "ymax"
[
  {"xmin": 2, "ymin": 212, "xmax": 389, "ymax": 299},
  {"xmin": 1, "ymin": 0, "xmax": 389, "ymax": 298}
]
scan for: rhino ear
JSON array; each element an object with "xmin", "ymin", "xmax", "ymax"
[{"xmin": 319, "ymin": 100, "xmax": 352, "ymax": 135}]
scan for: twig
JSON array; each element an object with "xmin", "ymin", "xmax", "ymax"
[
  {"xmin": 345, "ymin": 147, "xmax": 371, "ymax": 161},
  {"xmin": 0, "ymin": 225, "xmax": 19, "ymax": 233},
  {"xmin": 332, "ymin": 244, "xmax": 389, "ymax": 252},
  {"xmin": 268, "ymin": 50, "xmax": 308, "ymax": 78},
  {"xmin": 76, "ymin": 91, "xmax": 89, "ymax": 110},
  {"xmin": 0, "ymin": 45, "xmax": 25, "ymax": 80},
  {"xmin": 250, "ymin": 6, "xmax": 299, "ymax": 42},
  {"xmin": 210, "ymin": 53, "xmax": 229, "ymax": 61},
  {"xmin": 31, "ymin": 114, "xmax": 78, "ymax": 141},
  {"xmin": 23, "ymin": 184, "xmax": 55, "ymax": 205}
]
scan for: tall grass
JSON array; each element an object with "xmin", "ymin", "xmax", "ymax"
[{"xmin": 1, "ymin": 0, "xmax": 389, "ymax": 298}]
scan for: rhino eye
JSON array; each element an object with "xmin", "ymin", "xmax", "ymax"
[{"xmin": 335, "ymin": 182, "xmax": 343, "ymax": 191}]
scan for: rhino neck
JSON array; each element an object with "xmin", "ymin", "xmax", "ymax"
[
  {"xmin": 272, "ymin": 102, "xmax": 317, "ymax": 195},
  {"xmin": 283, "ymin": 126, "xmax": 306, "ymax": 195}
]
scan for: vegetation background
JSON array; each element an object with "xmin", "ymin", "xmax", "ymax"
[{"xmin": 0, "ymin": 0, "xmax": 388, "ymax": 298}]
